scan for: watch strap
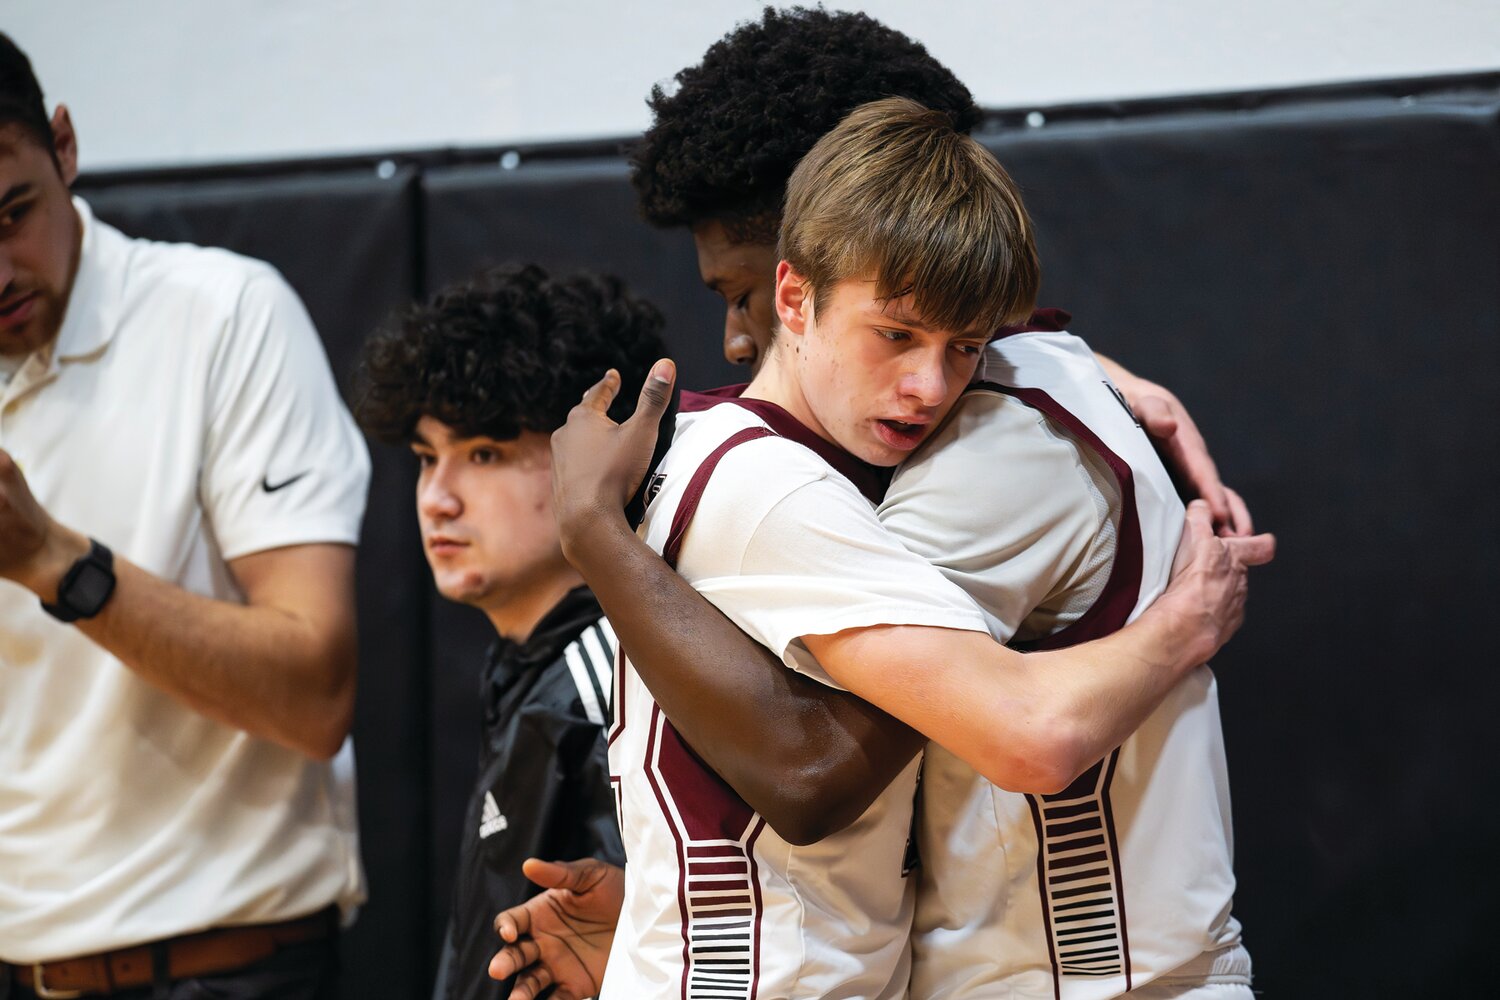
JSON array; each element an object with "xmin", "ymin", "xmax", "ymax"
[{"xmin": 40, "ymin": 538, "xmax": 116, "ymax": 623}]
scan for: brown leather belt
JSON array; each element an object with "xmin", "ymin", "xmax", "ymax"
[{"xmin": 4, "ymin": 907, "xmax": 336, "ymax": 998}]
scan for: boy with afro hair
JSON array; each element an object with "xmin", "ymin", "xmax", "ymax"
[
  {"xmin": 491, "ymin": 9, "xmax": 1269, "ymax": 1000},
  {"xmin": 631, "ymin": 5, "xmax": 1247, "ymax": 537},
  {"xmin": 355, "ymin": 263, "xmax": 664, "ymax": 1000}
]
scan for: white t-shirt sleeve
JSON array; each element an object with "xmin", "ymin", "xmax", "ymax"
[
  {"xmin": 878, "ymin": 389, "xmax": 1117, "ymax": 644},
  {"xmin": 679, "ymin": 438, "xmax": 988, "ymax": 689},
  {"xmin": 200, "ymin": 266, "xmax": 370, "ymax": 560}
]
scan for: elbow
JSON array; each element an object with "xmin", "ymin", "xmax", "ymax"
[
  {"xmin": 765, "ymin": 815, "xmax": 832, "ymax": 848},
  {"xmin": 290, "ymin": 647, "xmax": 356, "ymax": 761},
  {"xmin": 298, "ymin": 707, "xmax": 353, "ymax": 761},
  {"xmin": 756, "ymin": 764, "xmax": 865, "ymax": 846},
  {"xmin": 981, "ymin": 719, "xmax": 1096, "ymax": 796}
]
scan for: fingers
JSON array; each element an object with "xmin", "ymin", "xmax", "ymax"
[
  {"xmin": 1136, "ymin": 393, "xmax": 1236, "ymax": 529},
  {"xmin": 1224, "ymin": 532, "xmax": 1276, "ymax": 567},
  {"xmin": 488, "ymin": 935, "xmax": 541, "ymax": 978},
  {"xmin": 1218, "ymin": 486, "xmax": 1255, "ymax": 537},
  {"xmin": 1170, "ymin": 500, "xmax": 1211, "ymax": 579},
  {"xmin": 1165, "ymin": 428, "xmax": 1232, "ymax": 529},
  {"xmin": 521, "ymin": 856, "xmax": 600, "ymax": 893},
  {"xmin": 628, "ymin": 358, "xmax": 676, "ymax": 426},
  {"xmin": 494, "ymin": 902, "xmax": 532, "ymax": 941},
  {"xmin": 508, "ymin": 962, "xmax": 554, "ymax": 999},
  {"xmin": 578, "ymin": 369, "xmax": 622, "ymax": 415},
  {"xmin": 1132, "ymin": 394, "xmax": 1178, "ymax": 440}
]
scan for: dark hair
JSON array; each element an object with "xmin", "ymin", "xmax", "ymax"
[
  {"xmin": 0, "ymin": 33, "xmax": 54, "ymax": 151},
  {"xmin": 630, "ymin": 6, "xmax": 980, "ymax": 237},
  {"xmin": 355, "ymin": 263, "xmax": 666, "ymax": 444}
]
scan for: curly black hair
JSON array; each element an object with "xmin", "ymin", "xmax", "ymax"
[
  {"xmin": 355, "ymin": 263, "xmax": 666, "ymax": 444},
  {"xmin": 630, "ymin": 6, "xmax": 981, "ymax": 235}
]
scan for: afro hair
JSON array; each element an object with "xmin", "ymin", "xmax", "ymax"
[
  {"xmin": 355, "ymin": 263, "xmax": 666, "ymax": 445},
  {"xmin": 630, "ymin": 6, "xmax": 981, "ymax": 234}
]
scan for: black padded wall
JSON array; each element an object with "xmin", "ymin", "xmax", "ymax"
[
  {"xmin": 71, "ymin": 74, "xmax": 1500, "ymax": 999},
  {"xmin": 80, "ymin": 168, "xmax": 432, "ymax": 1000},
  {"xmin": 978, "ymin": 84, "xmax": 1500, "ymax": 996}
]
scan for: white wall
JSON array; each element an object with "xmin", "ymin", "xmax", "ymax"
[{"xmin": 9, "ymin": 0, "xmax": 1499, "ymax": 171}]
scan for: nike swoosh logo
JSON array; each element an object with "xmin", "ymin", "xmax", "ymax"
[{"xmin": 261, "ymin": 472, "xmax": 310, "ymax": 493}]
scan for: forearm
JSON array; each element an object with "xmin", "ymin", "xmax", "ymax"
[
  {"xmin": 1024, "ymin": 601, "xmax": 1206, "ymax": 782},
  {"xmin": 28, "ymin": 527, "xmax": 355, "ymax": 759},
  {"xmin": 564, "ymin": 513, "xmax": 923, "ymax": 844},
  {"xmin": 812, "ymin": 604, "xmax": 1204, "ymax": 796}
]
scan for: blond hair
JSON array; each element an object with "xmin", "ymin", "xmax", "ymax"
[{"xmin": 778, "ymin": 96, "xmax": 1039, "ymax": 334}]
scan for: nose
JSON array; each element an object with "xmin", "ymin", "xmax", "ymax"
[
  {"xmin": 417, "ymin": 463, "xmax": 462, "ymax": 522},
  {"xmin": 900, "ymin": 349, "xmax": 950, "ymax": 408},
  {"xmin": 723, "ymin": 312, "xmax": 758, "ymax": 367}
]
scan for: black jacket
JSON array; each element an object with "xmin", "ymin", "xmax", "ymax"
[{"xmin": 433, "ymin": 586, "xmax": 626, "ymax": 1000}]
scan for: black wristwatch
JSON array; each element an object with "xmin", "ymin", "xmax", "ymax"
[{"xmin": 41, "ymin": 538, "xmax": 117, "ymax": 623}]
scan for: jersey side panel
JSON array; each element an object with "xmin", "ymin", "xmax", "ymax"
[{"xmin": 910, "ymin": 332, "xmax": 1242, "ymax": 1000}]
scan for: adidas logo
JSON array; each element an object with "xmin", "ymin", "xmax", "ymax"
[{"xmin": 479, "ymin": 791, "xmax": 509, "ymax": 839}]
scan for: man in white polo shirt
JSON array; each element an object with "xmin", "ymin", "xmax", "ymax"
[{"xmin": 0, "ymin": 34, "xmax": 366, "ymax": 999}]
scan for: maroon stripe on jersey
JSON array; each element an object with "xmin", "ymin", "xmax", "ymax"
[
  {"xmin": 1099, "ymin": 749, "xmax": 1133, "ymax": 990},
  {"xmin": 656, "ymin": 717, "xmax": 756, "ymax": 841},
  {"xmin": 974, "ymin": 382, "xmax": 1144, "ymax": 650},
  {"xmin": 680, "ymin": 387, "xmax": 889, "ymax": 503},
  {"xmin": 609, "ymin": 638, "xmax": 628, "ymax": 747},
  {"xmin": 663, "ymin": 426, "xmax": 775, "ymax": 569},
  {"xmin": 649, "ymin": 424, "xmax": 777, "ymax": 999},
  {"xmin": 1026, "ymin": 792, "xmax": 1065, "ymax": 1000},
  {"xmin": 989, "ymin": 307, "xmax": 1073, "ymax": 342}
]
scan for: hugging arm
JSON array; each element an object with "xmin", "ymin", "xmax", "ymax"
[
  {"xmin": 552, "ymin": 363, "xmax": 923, "ymax": 845},
  {"xmin": 1095, "ymin": 352, "xmax": 1257, "ymax": 537},
  {"xmin": 805, "ymin": 497, "xmax": 1273, "ymax": 793}
]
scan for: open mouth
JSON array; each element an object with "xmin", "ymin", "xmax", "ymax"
[{"xmin": 875, "ymin": 418, "xmax": 929, "ymax": 451}]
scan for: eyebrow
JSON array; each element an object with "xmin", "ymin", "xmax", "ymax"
[
  {"xmin": 0, "ymin": 183, "xmax": 34, "ymax": 210},
  {"xmin": 873, "ymin": 308, "xmax": 986, "ymax": 341}
]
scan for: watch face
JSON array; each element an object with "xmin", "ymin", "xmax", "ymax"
[{"xmin": 69, "ymin": 561, "xmax": 115, "ymax": 616}]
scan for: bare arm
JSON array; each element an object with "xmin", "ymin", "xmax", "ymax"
[
  {"xmin": 563, "ymin": 513, "xmax": 922, "ymax": 844},
  {"xmin": 2, "ymin": 450, "xmax": 357, "ymax": 760},
  {"xmin": 805, "ymin": 499, "xmax": 1272, "ymax": 794},
  {"xmin": 552, "ymin": 364, "xmax": 922, "ymax": 845},
  {"xmin": 1095, "ymin": 352, "xmax": 1256, "ymax": 536}
]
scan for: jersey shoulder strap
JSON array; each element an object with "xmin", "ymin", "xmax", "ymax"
[{"xmin": 662, "ymin": 426, "xmax": 777, "ymax": 569}]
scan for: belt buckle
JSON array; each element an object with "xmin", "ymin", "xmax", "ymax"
[{"xmin": 32, "ymin": 965, "xmax": 85, "ymax": 1000}]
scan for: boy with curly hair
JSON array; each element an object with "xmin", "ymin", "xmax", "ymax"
[{"xmin": 354, "ymin": 263, "xmax": 665, "ymax": 1000}]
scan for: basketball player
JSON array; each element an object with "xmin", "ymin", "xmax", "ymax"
[{"xmin": 513, "ymin": 99, "xmax": 1265, "ymax": 1000}]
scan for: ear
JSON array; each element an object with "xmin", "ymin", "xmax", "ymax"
[
  {"xmin": 50, "ymin": 105, "xmax": 78, "ymax": 186},
  {"xmin": 773, "ymin": 260, "xmax": 813, "ymax": 337}
]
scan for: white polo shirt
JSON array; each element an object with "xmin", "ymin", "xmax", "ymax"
[{"xmin": 0, "ymin": 199, "xmax": 370, "ymax": 963}]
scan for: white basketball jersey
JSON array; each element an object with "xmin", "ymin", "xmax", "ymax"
[
  {"xmin": 602, "ymin": 391, "xmax": 986, "ymax": 1000},
  {"xmin": 908, "ymin": 331, "xmax": 1243, "ymax": 999}
]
